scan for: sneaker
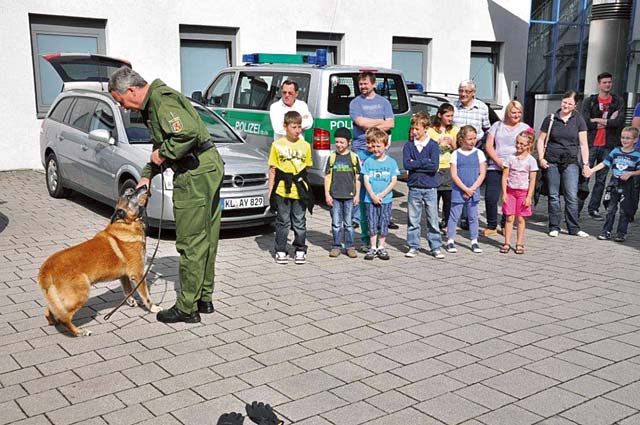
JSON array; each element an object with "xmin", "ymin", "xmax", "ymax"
[
  {"xmin": 346, "ymin": 247, "xmax": 358, "ymax": 258},
  {"xmin": 359, "ymin": 245, "xmax": 371, "ymax": 254},
  {"xmin": 548, "ymin": 230, "xmax": 559, "ymax": 237},
  {"xmin": 471, "ymin": 243, "xmax": 483, "ymax": 253},
  {"xmin": 597, "ymin": 232, "xmax": 611, "ymax": 240},
  {"xmin": 364, "ymin": 248, "xmax": 377, "ymax": 260},
  {"xmin": 275, "ymin": 251, "xmax": 288, "ymax": 264},
  {"xmin": 388, "ymin": 221, "xmax": 400, "ymax": 230},
  {"xmin": 432, "ymin": 249, "xmax": 445, "ymax": 259},
  {"xmin": 588, "ymin": 210, "xmax": 604, "ymax": 221},
  {"xmin": 575, "ymin": 230, "xmax": 589, "ymax": 238},
  {"xmin": 377, "ymin": 248, "xmax": 390, "ymax": 260},
  {"xmin": 329, "ymin": 248, "xmax": 341, "ymax": 257},
  {"xmin": 445, "ymin": 242, "xmax": 457, "ymax": 253},
  {"xmin": 405, "ymin": 248, "xmax": 419, "ymax": 258},
  {"xmin": 481, "ymin": 228, "xmax": 498, "ymax": 236},
  {"xmin": 614, "ymin": 234, "xmax": 626, "ymax": 242},
  {"xmin": 294, "ymin": 251, "xmax": 306, "ymax": 264}
]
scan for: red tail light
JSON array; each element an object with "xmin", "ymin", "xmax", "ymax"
[{"xmin": 312, "ymin": 128, "xmax": 330, "ymax": 150}]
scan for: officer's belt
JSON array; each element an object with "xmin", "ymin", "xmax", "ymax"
[{"xmin": 193, "ymin": 139, "xmax": 215, "ymax": 156}]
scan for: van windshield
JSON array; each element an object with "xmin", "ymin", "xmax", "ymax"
[{"xmin": 328, "ymin": 73, "xmax": 409, "ymax": 116}]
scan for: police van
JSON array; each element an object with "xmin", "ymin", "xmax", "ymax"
[{"xmin": 192, "ymin": 51, "xmax": 412, "ymax": 186}]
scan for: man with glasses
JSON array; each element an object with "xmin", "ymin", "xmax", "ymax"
[
  {"xmin": 452, "ymin": 80, "xmax": 490, "ymax": 230},
  {"xmin": 269, "ymin": 80, "xmax": 313, "ymax": 140},
  {"xmin": 453, "ymin": 80, "xmax": 491, "ymax": 143}
]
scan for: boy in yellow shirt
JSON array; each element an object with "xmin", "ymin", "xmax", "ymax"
[{"xmin": 268, "ymin": 111, "xmax": 313, "ymax": 264}]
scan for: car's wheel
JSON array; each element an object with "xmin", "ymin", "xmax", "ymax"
[
  {"xmin": 45, "ymin": 153, "xmax": 70, "ymax": 198},
  {"xmin": 119, "ymin": 178, "xmax": 137, "ymax": 196}
]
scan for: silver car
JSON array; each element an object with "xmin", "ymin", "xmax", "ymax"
[{"xmin": 39, "ymin": 53, "xmax": 274, "ymax": 229}]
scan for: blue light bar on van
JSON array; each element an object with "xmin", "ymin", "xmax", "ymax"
[
  {"xmin": 406, "ymin": 81, "xmax": 424, "ymax": 91},
  {"xmin": 242, "ymin": 49, "xmax": 327, "ymax": 66}
]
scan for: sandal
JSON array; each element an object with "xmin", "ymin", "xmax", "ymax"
[
  {"xmin": 515, "ymin": 245, "xmax": 525, "ymax": 254},
  {"xmin": 499, "ymin": 244, "xmax": 510, "ymax": 254}
]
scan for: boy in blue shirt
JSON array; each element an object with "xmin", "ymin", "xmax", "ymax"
[
  {"xmin": 361, "ymin": 128, "xmax": 400, "ymax": 260},
  {"xmin": 403, "ymin": 112, "xmax": 445, "ymax": 259},
  {"xmin": 588, "ymin": 126, "xmax": 640, "ymax": 242}
]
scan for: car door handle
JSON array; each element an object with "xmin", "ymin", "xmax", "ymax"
[
  {"xmin": 220, "ymin": 110, "xmax": 227, "ymax": 117},
  {"xmin": 82, "ymin": 145, "xmax": 88, "ymax": 151},
  {"xmin": 57, "ymin": 135, "xmax": 64, "ymax": 141}
]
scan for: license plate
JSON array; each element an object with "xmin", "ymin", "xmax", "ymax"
[{"xmin": 222, "ymin": 196, "xmax": 264, "ymax": 210}]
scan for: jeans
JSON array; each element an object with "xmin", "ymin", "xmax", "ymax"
[
  {"xmin": 484, "ymin": 169, "xmax": 504, "ymax": 229},
  {"xmin": 407, "ymin": 187, "xmax": 442, "ymax": 251},
  {"xmin": 274, "ymin": 195, "xmax": 307, "ymax": 253},
  {"xmin": 545, "ymin": 162, "xmax": 581, "ymax": 234},
  {"xmin": 448, "ymin": 201, "xmax": 479, "ymax": 241},
  {"xmin": 603, "ymin": 185, "xmax": 634, "ymax": 236},
  {"xmin": 330, "ymin": 199, "xmax": 355, "ymax": 248},
  {"xmin": 580, "ymin": 146, "xmax": 610, "ymax": 214}
]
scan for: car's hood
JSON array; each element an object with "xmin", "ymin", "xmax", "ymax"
[{"xmin": 216, "ymin": 143, "xmax": 268, "ymax": 173}]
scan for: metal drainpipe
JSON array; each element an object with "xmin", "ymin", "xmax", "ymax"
[{"xmin": 583, "ymin": 0, "xmax": 633, "ymax": 95}]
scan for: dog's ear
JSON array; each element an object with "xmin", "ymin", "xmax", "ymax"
[{"xmin": 110, "ymin": 209, "xmax": 127, "ymax": 224}]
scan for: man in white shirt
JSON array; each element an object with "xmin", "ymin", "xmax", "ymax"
[{"xmin": 269, "ymin": 80, "xmax": 313, "ymax": 139}]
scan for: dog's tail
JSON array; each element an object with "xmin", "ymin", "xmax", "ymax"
[{"xmin": 38, "ymin": 268, "xmax": 68, "ymax": 319}]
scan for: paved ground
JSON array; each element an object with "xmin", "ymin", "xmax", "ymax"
[{"xmin": 2, "ymin": 169, "xmax": 640, "ymax": 425}]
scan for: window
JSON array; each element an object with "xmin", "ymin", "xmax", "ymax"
[
  {"xmin": 180, "ymin": 25, "xmax": 237, "ymax": 97},
  {"xmin": 67, "ymin": 98, "xmax": 97, "ymax": 133},
  {"xmin": 297, "ymin": 31, "xmax": 344, "ymax": 65},
  {"xmin": 30, "ymin": 14, "xmax": 106, "ymax": 117},
  {"xmin": 48, "ymin": 97, "xmax": 74, "ymax": 122},
  {"xmin": 232, "ymin": 72, "xmax": 310, "ymax": 111},
  {"xmin": 205, "ymin": 73, "xmax": 234, "ymax": 107},
  {"xmin": 392, "ymin": 37, "xmax": 430, "ymax": 87},
  {"xmin": 328, "ymin": 73, "xmax": 409, "ymax": 116},
  {"xmin": 89, "ymin": 101, "xmax": 117, "ymax": 138},
  {"xmin": 470, "ymin": 42, "xmax": 500, "ymax": 101}
]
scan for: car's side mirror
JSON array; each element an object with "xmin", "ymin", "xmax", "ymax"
[
  {"xmin": 191, "ymin": 91, "xmax": 203, "ymax": 103},
  {"xmin": 89, "ymin": 129, "xmax": 115, "ymax": 145}
]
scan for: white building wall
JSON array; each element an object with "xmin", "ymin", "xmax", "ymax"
[{"xmin": 0, "ymin": 0, "xmax": 530, "ymax": 171}]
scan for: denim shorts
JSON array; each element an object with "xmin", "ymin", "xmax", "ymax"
[{"xmin": 365, "ymin": 202, "xmax": 392, "ymax": 236}]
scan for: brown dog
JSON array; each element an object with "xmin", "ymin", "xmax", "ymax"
[{"xmin": 38, "ymin": 186, "xmax": 161, "ymax": 336}]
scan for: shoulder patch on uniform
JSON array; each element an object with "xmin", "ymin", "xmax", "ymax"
[{"xmin": 167, "ymin": 112, "xmax": 183, "ymax": 133}]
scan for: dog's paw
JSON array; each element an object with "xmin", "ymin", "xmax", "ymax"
[
  {"xmin": 126, "ymin": 298, "xmax": 139, "ymax": 307},
  {"xmin": 77, "ymin": 328, "xmax": 92, "ymax": 337},
  {"xmin": 150, "ymin": 304, "xmax": 162, "ymax": 313}
]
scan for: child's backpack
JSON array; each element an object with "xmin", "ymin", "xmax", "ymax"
[{"xmin": 327, "ymin": 151, "xmax": 359, "ymax": 188}]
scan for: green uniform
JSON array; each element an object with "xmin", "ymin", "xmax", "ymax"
[{"xmin": 141, "ymin": 79, "xmax": 224, "ymax": 314}]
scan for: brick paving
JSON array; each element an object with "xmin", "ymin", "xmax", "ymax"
[{"xmin": 1, "ymin": 169, "xmax": 640, "ymax": 424}]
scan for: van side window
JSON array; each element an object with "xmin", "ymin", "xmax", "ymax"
[
  {"xmin": 205, "ymin": 73, "xmax": 233, "ymax": 107},
  {"xmin": 272, "ymin": 74, "xmax": 311, "ymax": 103},
  {"xmin": 233, "ymin": 73, "xmax": 276, "ymax": 111},
  {"xmin": 375, "ymin": 75, "xmax": 409, "ymax": 113},
  {"xmin": 328, "ymin": 73, "xmax": 409, "ymax": 115},
  {"xmin": 89, "ymin": 101, "xmax": 117, "ymax": 139},
  {"xmin": 48, "ymin": 97, "xmax": 74, "ymax": 123},
  {"xmin": 67, "ymin": 98, "xmax": 98, "ymax": 133}
]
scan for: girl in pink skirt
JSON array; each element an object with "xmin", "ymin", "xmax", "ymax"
[{"xmin": 500, "ymin": 129, "xmax": 538, "ymax": 254}]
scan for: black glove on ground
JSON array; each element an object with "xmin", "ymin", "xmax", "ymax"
[
  {"xmin": 245, "ymin": 401, "xmax": 282, "ymax": 425},
  {"xmin": 217, "ymin": 412, "xmax": 244, "ymax": 425}
]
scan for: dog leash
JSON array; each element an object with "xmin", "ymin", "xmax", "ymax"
[{"xmin": 104, "ymin": 167, "xmax": 166, "ymax": 321}]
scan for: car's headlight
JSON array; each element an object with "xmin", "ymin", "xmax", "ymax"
[{"xmin": 162, "ymin": 168, "xmax": 174, "ymax": 190}]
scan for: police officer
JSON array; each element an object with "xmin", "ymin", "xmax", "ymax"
[{"xmin": 109, "ymin": 66, "xmax": 224, "ymax": 324}]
